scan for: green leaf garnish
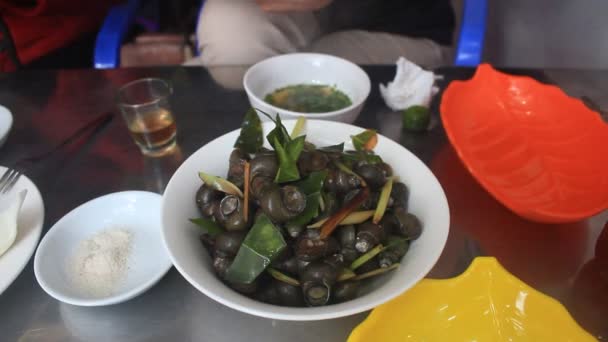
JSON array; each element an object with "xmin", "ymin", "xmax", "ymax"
[
  {"xmin": 295, "ymin": 170, "xmax": 327, "ymax": 195},
  {"xmin": 265, "ymin": 113, "xmax": 291, "ymax": 148},
  {"xmin": 373, "ymin": 176, "xmax": 394, "ymax": 224},
  {"xmin": 364, "ymin": 153, "xmax": 384, "ymax": 164},
  {"xmin": 224, "ymin": 214, "xmax": 287, "ymax": 284},
  {"xmin": 352, "ymin": 263, "xmax": 399, "ymax": 280},
  {"xmin": 287, "ymin": 171, "xmax": 327, "ymax": 226},
  {"xmin": 307, "ymin": 210, "xmax": 374, "ymax": 228},
  {"xmin": 351, "ymin": 129, "xmax": 377, "ymax": 151},
  {"xmin": 267, "ymin": 268, "xmax": 300, "ymax": 286},
  {"xmin": 350, "ymin": 243, "xmax": 384, "ymax": 270},
  {"xmin": 198, "ymin": 171, "xmax": 243, "ymax": 197},
  {"xmin": 318, "ymin": 191, "xmax": 326, "ymax": 211},
  {"xmin": 342, "ymin": 150, "xmax": 383, "ymax": 165},
  {"xmin": 318, "ymin": 143, "xmax": 345, "ymax": 153},
  {"xmin": 337, "ymin": 268, "xmax": 357, "ymax": 282},
  {"xmin": 286, "ymin": 135, "xmax": 305, "ymax": 157},
  {"xmin": 289, "ymin": 195, "xmax": 321, "ymax": 226},
  {"xmin": 290, "ymin": 116, "xmax": 306, "ymax": 138},
  {"xmin": 381, "ymin": 236, "xmax": 411, "ymax": 253},
  {"xmin": 234, "ymin": 108, "xmax": 263, "ymax": 154},
  {"xmin": 258, "ymin": 112, "xmax": 306, "ymax": 183},
  {"xmin": 274, "ymin": 135, "xmax": 305, "ymax": 183},
  {"xmin": 189, "ymin": 217, "xmax": 223, "ymax": 237}
]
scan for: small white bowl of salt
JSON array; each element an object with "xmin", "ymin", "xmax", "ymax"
[{"xmin": 34, "ymin": 191, "xmax": 172, "ymax": 306}]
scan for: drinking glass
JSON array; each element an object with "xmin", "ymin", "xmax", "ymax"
[{"xmin": 117, "ymin": 78, "xmax": 177, "ymax": 156}]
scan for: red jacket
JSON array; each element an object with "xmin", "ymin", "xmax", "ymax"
[{"xmin": 0, "ymin": 0, "xmax": 118, "ymax": 71}]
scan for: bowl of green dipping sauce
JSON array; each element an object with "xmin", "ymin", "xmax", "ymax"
[
  {"xmin": 265, "ymin": 84, "xmax": 352, "ymax": 113},
  {"xmin": 244, "ymin": 53, "xmax": 371, "ymax": 123}
]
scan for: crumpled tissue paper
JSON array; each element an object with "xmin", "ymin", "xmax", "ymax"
[{"xmin": 379, "ymin": 57, "xmax": 439, "ymax": 111}]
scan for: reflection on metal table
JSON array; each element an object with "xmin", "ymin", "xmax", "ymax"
[{"xmin": 0, "ymin": 65, "xmax": 606, "ymax": 341}]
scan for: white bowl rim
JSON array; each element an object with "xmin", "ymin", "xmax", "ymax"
[
  {"xmin": 243, "ymin": 53, "xmax": 371, "ymax": 118},
  {"xmin": 34, "ymin": 190, "xmax": 172, "ymax": 307},
  {"xmin": 0, "ymin": 105, "xmax": 14, "ymax": 144},
  {"xmin": 161, "ymin": 119, "xmax": 450, "ymax": 321}
]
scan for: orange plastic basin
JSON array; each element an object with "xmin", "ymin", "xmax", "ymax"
[{"xmin": 440, "ymin": 64, "xmax": 608, "ymax": 223}]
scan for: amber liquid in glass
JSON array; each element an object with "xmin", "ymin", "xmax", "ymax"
[{"xmin": 128, "ymin": 108, "xmax": 176, "ymax": 153}]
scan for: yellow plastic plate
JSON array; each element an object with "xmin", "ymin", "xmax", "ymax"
[{"xmin": 348, "ymin": 257, "xmax": 596, "ymax": 341}]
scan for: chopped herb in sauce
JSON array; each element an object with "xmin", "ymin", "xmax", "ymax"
[{"xmin": 265, "ymin": 84, "xmax": 352, "ymax": 113}]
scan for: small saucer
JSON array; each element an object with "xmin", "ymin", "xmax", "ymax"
[
  {"xmin": 0, "ymin": 167, "xmax": 44, "ymax": 295},
  {"xmin": 34, "ymin": 191, "xmax": 172, "ymax": 306}
]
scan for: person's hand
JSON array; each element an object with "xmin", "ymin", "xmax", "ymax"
[{"xmin": 256, "ymin": 0, "xmax": 333, "ymax": 12}]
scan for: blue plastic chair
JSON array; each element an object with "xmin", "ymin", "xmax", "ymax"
[
  {"xmin": 94, "ymin": 0, "xmax": 487, "ymax": 69},
  {"xmin": 454, "ymin": 0, "xmax": 488, "ymax": 66},
  {"xmin": 94, "ymin": 0, "xmax": 141, "ymax": 69}
]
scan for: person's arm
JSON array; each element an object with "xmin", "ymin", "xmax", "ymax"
[{"xmin": 256, "ymin": 0, "xmax": 333, "ymax": 12}]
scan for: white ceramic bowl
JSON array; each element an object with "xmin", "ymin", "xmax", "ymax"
[
  {"xmin": 34, "ymin": 191, "xmax": 172, "ymax": 306},
  {"xmin": 161, "ymin": 120, "xmax": 450, "ymax": 321},
  {"xmin": 243, "ymin": 53, "xmax": 371, "ymax": 123}
]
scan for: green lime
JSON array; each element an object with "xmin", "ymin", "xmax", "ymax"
[{"xmin": 402, "ymin": 105, "xmax": 430, "ymax": 132}]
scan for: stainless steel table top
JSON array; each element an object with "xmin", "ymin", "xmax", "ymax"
[{"xmin": 0, "ymin": 65, "xmax": 606, "ymax": 341}]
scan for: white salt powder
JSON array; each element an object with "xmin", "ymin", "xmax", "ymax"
[{"xmin": 68, "ymin": 228, "xmax": 133, "ymax": 297}]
